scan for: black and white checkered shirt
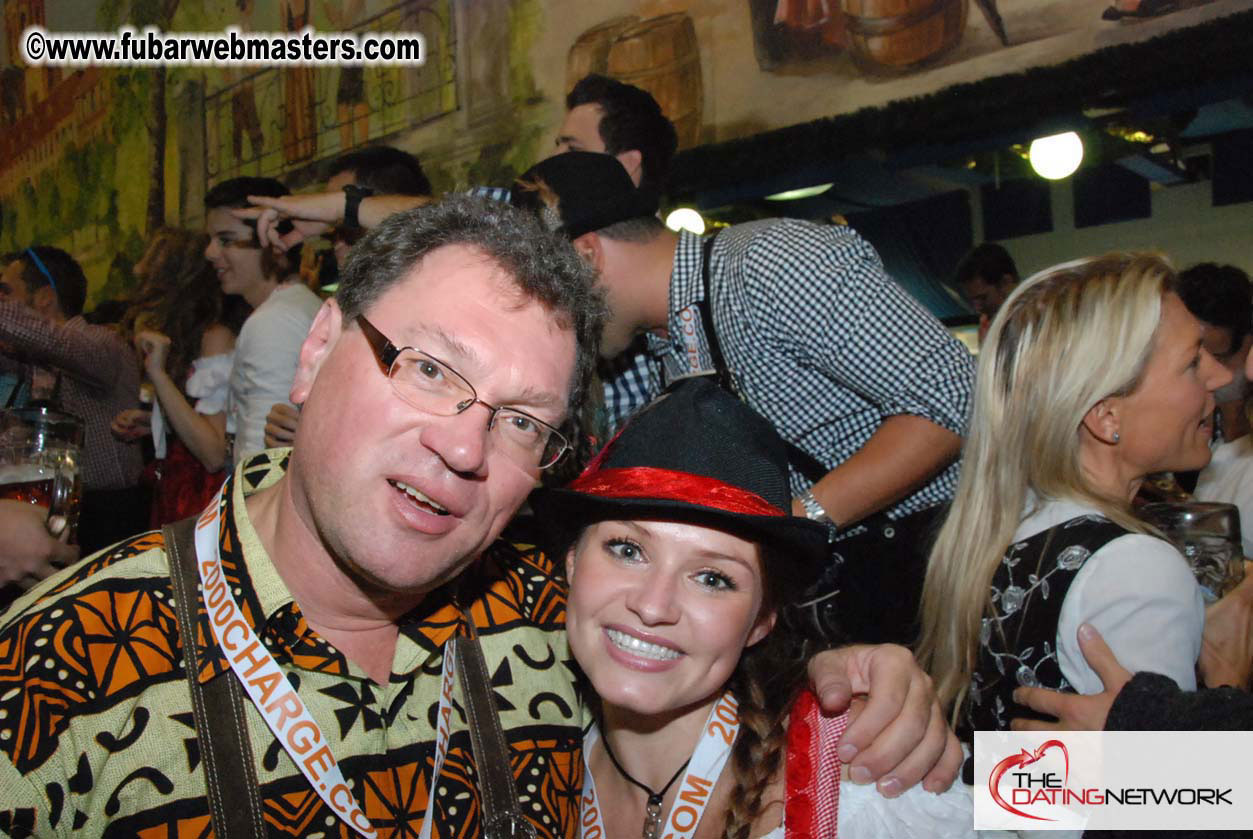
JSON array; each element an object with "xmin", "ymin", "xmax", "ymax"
[{"xmin": 601, "ymin": 221, "xmax": 975, "ymax": 522}]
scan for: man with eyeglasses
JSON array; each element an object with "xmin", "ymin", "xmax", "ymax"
[{"xmin": 0, "ymin": 198, "xmax": 961, "ymax": 837}]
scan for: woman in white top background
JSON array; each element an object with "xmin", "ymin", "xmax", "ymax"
[
  {"xmin": 919, "ymin": 253, "xmax": 1231, "ymax": 760},
  {"xmin": 126, "ymin": 178, "xmax": 321, "ymax": 472},
  {"xmin": 110, "ymin": 227, "xmax": 249, "ymax": 526}
]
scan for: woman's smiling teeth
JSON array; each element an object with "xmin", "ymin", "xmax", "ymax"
[
  {"xmin": 389, "ymin": 479, "xmax": 449, "ymax": 515},
  {"xmin": 606, "ymin": 629, "xmax": 681, "ymax": 660}
]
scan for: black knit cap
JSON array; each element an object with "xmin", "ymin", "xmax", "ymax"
[
  {"xmin": 510, "ymin": 151, "xmax": 660, "ymax": 239},
  {"xmin": 531, "ymin": 377, "xmax": 829, "ymax": 574}
]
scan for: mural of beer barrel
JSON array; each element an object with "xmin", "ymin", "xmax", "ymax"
[
  {"xmin": 566, "ymin": 15, "xmax": 641, "ymax": 94},
  {"xmin": 605, "ymin": 13, "xmax": 703, "ymax": 149},
  {"xmin": 843, "ymin": 0, "xmax": 967, "ymax": 73}
]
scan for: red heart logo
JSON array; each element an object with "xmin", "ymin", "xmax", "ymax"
[{"xmin": 988, "ymin": 740, "xmax": 1070, "ymax": 821}]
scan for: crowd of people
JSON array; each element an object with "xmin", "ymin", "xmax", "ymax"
[{"xmin": 0, "ymin": 72, "xmax": 1250, "ymax": 839}]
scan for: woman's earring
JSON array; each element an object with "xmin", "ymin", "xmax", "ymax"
[{"xmin": 1112, "ymin": 431, "xmax": 1121, "ymax": 443}]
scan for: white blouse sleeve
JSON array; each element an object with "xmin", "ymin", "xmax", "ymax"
[
  {"xmin": 1056, "ymin": 533, "xmax": 1204, "ymax": 695},
  {"xmin": 185, "ymin": 352, "xmax": 234, "ymax": 416},
  {"xmin": 834, "ymin": 779, "xmax": 1014, "ymax": 839}
]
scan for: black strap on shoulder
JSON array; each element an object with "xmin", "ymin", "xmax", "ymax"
[
  {"xmin": 453, "ymin": 629, "xmax": 537, "ymax": 839},
  {"xmin": 695, "ymin": 232, "xmax": 733, "ymax": 394},
  {"xmin": 165, "ymin": 516, "xmax": 267, "ymax": 839},
  {"xmin": 694, "ymin": 232, "xmax": 829, "ymax": 485}
]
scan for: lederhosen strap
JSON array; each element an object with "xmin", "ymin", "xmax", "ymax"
[{"xmin": 165, "ymin": 515, "xmax": 267, "ymax": 839}]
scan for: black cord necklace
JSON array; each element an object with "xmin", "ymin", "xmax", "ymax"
[{"xmin": 599, "ymin": 732, "xmax": 692, "ymax": 839}]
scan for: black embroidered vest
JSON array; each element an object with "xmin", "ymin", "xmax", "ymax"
[{"xmin": 965, "ymin": 513, "xmax": 1132, "ymax": 735}]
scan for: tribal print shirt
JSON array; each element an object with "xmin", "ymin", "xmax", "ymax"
[{"xmin": 0, "ymin": 449, "xmax": 584, "ymax": 838}]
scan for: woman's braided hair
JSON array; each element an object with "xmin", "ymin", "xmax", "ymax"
[{"xmin": 721, "ymin": 547, "xmax": 820, "ymax": 839}]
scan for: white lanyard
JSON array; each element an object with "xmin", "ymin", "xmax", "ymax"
[
  {"xmin": 677, "ymin": 304, "xmax": 710, "ymax": 377},
  {"xmin": 580, "ymin": 691, "xmax": 740, "ymax": 839},
  {"xmin": 192, "ymin": 499, "xmax": 458, "ymax": 839}
]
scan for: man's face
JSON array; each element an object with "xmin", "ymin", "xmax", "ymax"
[
  {"xmin": 0, "ymin": 261, "xmax": 33, "ymax": 306},
  {"xmin": 325, "ymin": 169, "xmax": 359, "ymax": 268},
  {"xmin": 289, "ymin": 244, "xmax": 577, "ymax": 596},
  {"xmin": 554, "ymin": 103, "xmax": 643, "ymax": 187},
  {"xmin": 571, "ymin": 234, "xmax": 641, "ymax": 360},
  {"xmin": 1200, "ymin": 322, "xmax": 1252, "ymax": 405},
  {"xmin": 555, "ymin": 103, "xmax": 608, "ymax": 156},
  {"xmin": 204, "ymin": 208, "xmax": 268, "ymax": 298},
  {"xmin": 961, "ymin": 274, "xmax": 1013, "ymax": 318},
  {"xmin": 595, "ymin": 271, "xmax": 640, "ymax": 360}
]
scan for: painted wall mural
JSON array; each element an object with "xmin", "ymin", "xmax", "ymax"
[
  {"xmin": 747, "ymin": 0, "xmax": 1221, "ymax": 76},
  {"xmin": 0, "ymin": 0, "xmax": 1248, "ymax": 301}
]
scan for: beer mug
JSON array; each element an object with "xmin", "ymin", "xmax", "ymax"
[
  {"xmin": 0, "ymin": 407, "xmax": 85, "ymax": 541},
  {"xmin": 1140, "ymin": 501, "xmax": 1246, "ymax": 603}
]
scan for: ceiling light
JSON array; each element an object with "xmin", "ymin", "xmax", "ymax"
[
  {"xmin": 1029, "ymin": 132, "xmax": 1084, "ymax": 180},
  {"xmin": 764, "ymin": 183, "xmax": 833, "ymax": 201},
  {"xmin": 665, "ymin": 208, "xmax": 706, "ymax": 235}
]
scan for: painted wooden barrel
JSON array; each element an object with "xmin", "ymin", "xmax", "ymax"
[
  {"xmin": 842, "ymin": 0, "xmax": 967, "ymax": 73},
  {"xmin": 565, "ymin": 16, "xmax": 640, "ymax": 94},
  {"xmin": 605, "ymin": 13, "xmax": 703, "ymax": 149}
]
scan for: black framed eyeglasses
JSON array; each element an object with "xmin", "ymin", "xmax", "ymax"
[{"xmin": 356, "ymin": 315, "xmax": 570, "ymax": 470}]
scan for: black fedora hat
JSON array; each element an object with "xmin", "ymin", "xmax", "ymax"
[
  {"xmin": 511, "ymin": 151, "xmax": 660, "ymax": 240},
  {"xmin": 531, "ymin": 378, "xmax": 829, "ymax": 574}
]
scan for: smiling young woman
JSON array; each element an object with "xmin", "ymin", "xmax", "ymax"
[{"xmin": 534, "ymin": 377, "xmax": 991, "ymax": 839}]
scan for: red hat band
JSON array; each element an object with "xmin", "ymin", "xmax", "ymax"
[{"xmin": 566, "ymin": 467, "xmax": 786, "ymax": 518}]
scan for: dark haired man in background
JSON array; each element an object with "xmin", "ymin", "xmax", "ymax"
[
  {"xmin": 239, "ymin": 74, "xmax": 677, "ymax": 250},
  {"xmin": 1184, "ymin": 263, "xmax": 1253, "ymax": 552},
  {"xmin": 954, "ymin": 242, "xmax": 1019, "ymax": 342},
  {"xmin": 319, "ymin": 145, "xmax": 433, "ymax": 274},
  {"xmin": 556, "ymin": 73, "xmax": 678, "ymax": 193},
  {"xmin": 263, "ymin": 146, "xmax": 434, "ymax": 447},
  {"xmin": 0, "ymin": 245, "xmax": 145, "ymax": 552}
]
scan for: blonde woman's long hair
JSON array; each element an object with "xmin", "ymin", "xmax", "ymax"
[{"xmin": 918, "ymin": 253, "xmax": 1176, "ymax": 719}]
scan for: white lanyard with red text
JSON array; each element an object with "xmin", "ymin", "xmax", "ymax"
[
  {"xmin": 192, "ymin": 500, "xmax": 457, "ymax": 839},
  {"xmin": 677, "ymin": 305, "xmax": 709, "ymax": 377},
  {"xmin": 580, "ymin": 691, "xmax": 740, "ymax": 839}
]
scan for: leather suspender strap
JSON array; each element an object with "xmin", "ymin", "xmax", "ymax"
[
  {"xmin": 694, "ymin": 233, "xmax": 830, "ymax": 485},
  {"xmin": 695, "ymin": 233, "xmax": 733, "ymax": 394},
  {"xmin": 452, "ymin": 631, "xmax": 537, "ymax": 839},
  {"xmin": 165, "ymin": 516, "xmax": 267, "ymax": 839}
]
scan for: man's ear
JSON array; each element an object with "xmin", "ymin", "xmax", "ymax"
[
  {"xmin": 290, "ymin": 299, "xmax": 343, "ymax": 404},
  {"xmin": 1082, "ymin": 397, "xmax": 1121, "ymax": 445},
  {"xmin": 572, "ymin": 232, "xmax": 604, "ymax": 275},
  {"xmin": 614, "ymin": 149, "xmax": 644, "ymax": 186},
  {"xmin": 32, "ymin": 285, "xmax": 60, "ymax": 321}
]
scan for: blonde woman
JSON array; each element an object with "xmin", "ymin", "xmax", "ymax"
[{"xmin": 919, "ymin": 254, "xmax": 1226, "ymax": 752}]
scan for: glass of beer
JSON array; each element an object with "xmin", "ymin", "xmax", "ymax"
[
  {"xmin": 0, "ymin": 407, "xmax": 85, "ymax": 542},
  {"xmin": 1140, "ymin": 501, "xmax": 1246, "ymax": 603}
]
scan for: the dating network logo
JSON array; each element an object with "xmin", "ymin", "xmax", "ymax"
[
  {"xmin": 975, "ymin": 731, "xmax": 1245, "ymax": 831},
  {"xmin": 988, "ymin": 738, "xmax": 1088, "ymax": 821}
]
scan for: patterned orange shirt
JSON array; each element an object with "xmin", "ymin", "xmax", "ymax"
[{"xmin": 0, "ymin": 450, "xmax": 584, "ymax": 838}]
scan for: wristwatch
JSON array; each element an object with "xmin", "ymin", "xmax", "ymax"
[
  {"xmin": 799, "ymin": 488, "xmax": 832, "ymax": 525},
  {"xmin": 342, "ymin": 184, "xmax": 375, "ymax": 230},
  {"xmin": 799, "ymin": 489, "xmax": 839, "ymax": 542}
]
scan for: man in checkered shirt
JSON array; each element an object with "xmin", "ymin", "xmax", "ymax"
[{"xmin": 513, "ymin": 152, "xmax": 976, "ymax": 645}]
